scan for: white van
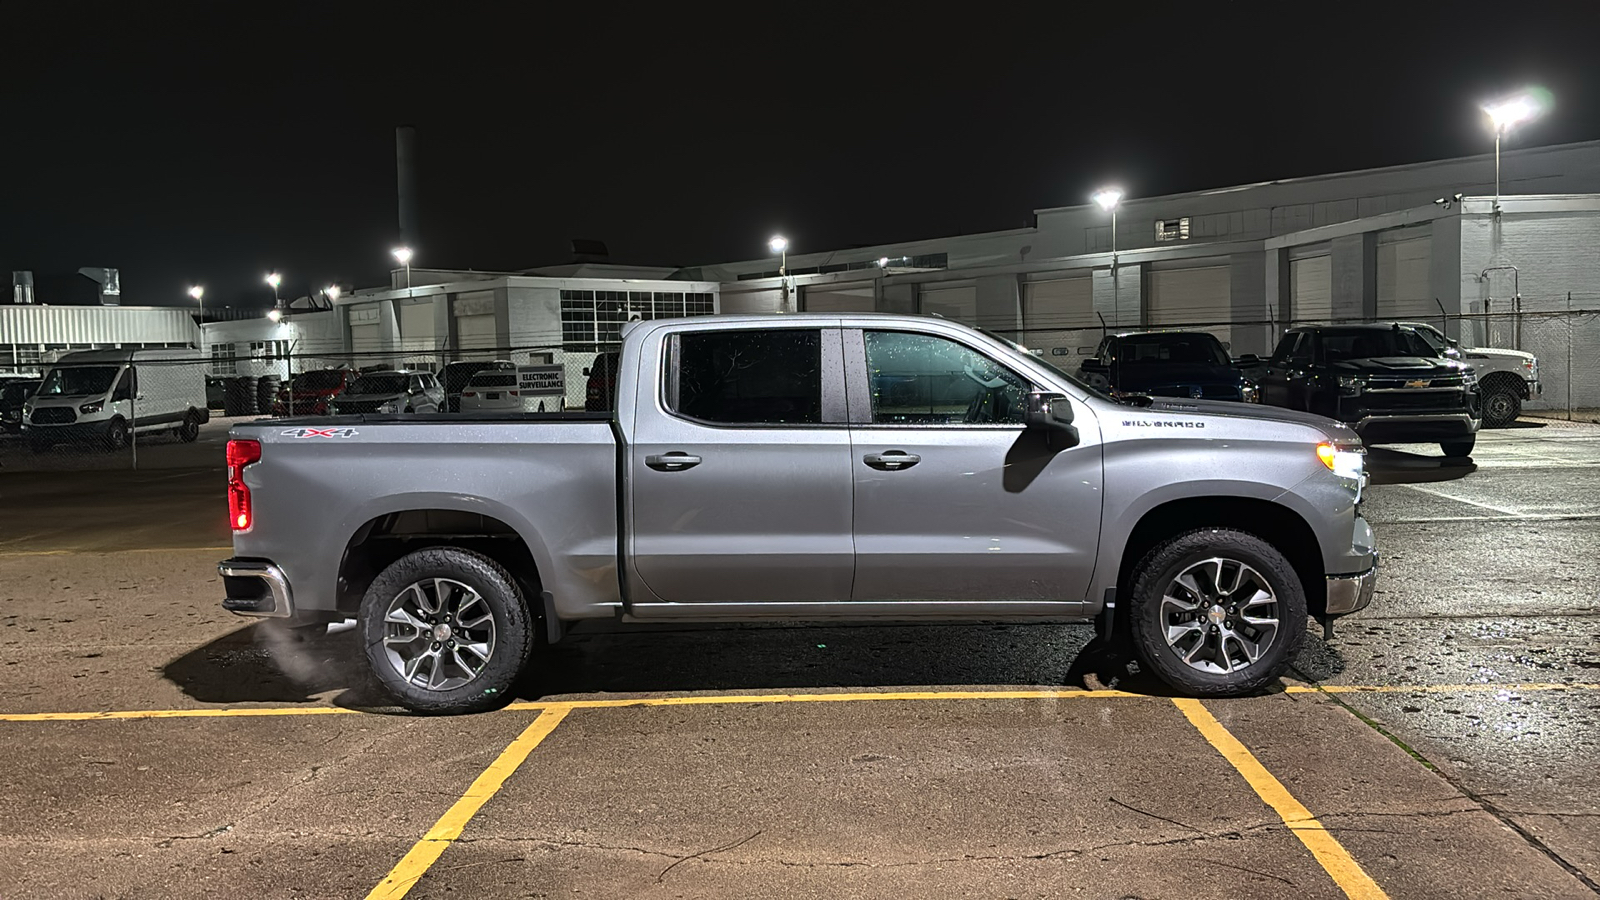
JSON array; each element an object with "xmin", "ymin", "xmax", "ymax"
[{"xmin": 24, "ymin": 349, "xmax": 209, "ymax": 450}]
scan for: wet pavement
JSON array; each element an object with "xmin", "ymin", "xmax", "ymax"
[{"xmin": 1, "ymin": 421, "xmax": 1597, "ymax": 898}]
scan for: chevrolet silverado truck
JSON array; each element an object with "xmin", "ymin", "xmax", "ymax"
[
  {"xmin": 1402, "ymin": 322, "xmax": 1540, "ymax": 428},
  {"xmin": 219, "ymin": 315, "xmax": 1377, "ymax": 714}
]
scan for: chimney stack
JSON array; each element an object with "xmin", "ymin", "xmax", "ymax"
[{"xmin": 12, "ymin": 271, "xmax": 34, "ymax": 304}]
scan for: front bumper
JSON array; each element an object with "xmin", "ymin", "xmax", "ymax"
[
  {"xmin": 219, "ymin": 558, "xmax": 295, "ymax": 618},
  {"xmin": 1352, "ymin": 412, "xmax": 1479, "ymax": 444},
  {"xmin": 1326, "ymin": 554, "xmax": 1378, "ymax": 616},
  {"xmin": 21, "ymin": 420, "xmax": 116, "ymax": 443}
]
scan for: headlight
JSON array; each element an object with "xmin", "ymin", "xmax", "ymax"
[
  {"xmin": 1337, "ymin": 375, "xmax": 1365, "ymax": 396},
  {"xmin": 1317, "ymin": 442, "xmax": 1365, "ymax": 480},
  {"xmin": 377, "ymin": 400, "xmax": 399, "ymax": 414},
  {"xmin": 1461, "ymin": 368, "xmax": 1477, "ymax": 389},
  {"xmin": 1240, "ymin": 382, "xmax": 1260, "ymax": 404},
  {"xmin": 79, "ymin": 400, "xmax": 104, "ymax": 414}
]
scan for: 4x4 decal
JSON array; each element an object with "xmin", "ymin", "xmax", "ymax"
[{"xmin": 282, "ymin": 427, "xmax": 359, "ymax": 438}]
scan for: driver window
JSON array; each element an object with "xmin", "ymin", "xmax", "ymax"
[
  {"xmin": 408, "ymin": 376, "xmax": 423, "ymax": 393},
  {"xmin": 113, "ymin": 367, "xmax": 135, "ymax": 400},
  {"xmin": 1286, "ymin": 333, "xmax": 1313, "ymax": 364},
  {"xmin": 863, "ymin": 331, "xmax": 1028, "ymax": 425}
]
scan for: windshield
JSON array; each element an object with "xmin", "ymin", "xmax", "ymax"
[
  {"xmin": 295, "ymin": 370, "xmax": 348, "ymax": 390},
  {"xmin": 38, "ymin": 366, "xmax": 120, "ymax": 397},
  {"xmin": 1320, "ymin": 328, "xmax": 1436, "ymax": 362},
  {"xmin": 1118, "ymin": 334, "xmax": 1230, "ymax": 366},
  {"xmin": 347, "ymin": 374, "xmax": 409, "ymax": 395}
]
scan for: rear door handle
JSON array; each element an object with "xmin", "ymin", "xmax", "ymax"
[
  {"xmin": 863, "ymin": 450, "xmax": 920, "ymax": 471},
  {"xmin": 645, "ymin": 452, "xmax": 702, "ymax": 472}
]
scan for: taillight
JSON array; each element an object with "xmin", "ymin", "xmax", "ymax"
[
  {"xmin": 508, "ymin": 390, "xmax": 519, "ymax": 396},
  {"xmin": 462, "ymin": 391, "xmax": 476, "ymax": 398},
  {"xmin": 227, "ymin": 439, "xmax": 262, "ymax": 532}
]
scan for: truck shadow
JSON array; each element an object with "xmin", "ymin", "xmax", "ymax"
[
  {"xmin": 163, "ymin": 619, "xmax": 1348, "ymax": 707},
  {"xmin": 1365, "ymin": 447, "xmax": 1476, "ymax": 485}
]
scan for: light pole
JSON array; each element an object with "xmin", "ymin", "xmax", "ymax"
[
  {"xmin": 188, "ymin": 285, "xmax": 204, "ymax": 320},
  {"xmin": 392, "ymin": 247, "xmax": 413, "ymax": 295},
  {"xmin": 768, "ymin": 235, "xmax": 790, "ymax": 312},
  {"xmin": 1482, "ymin": 93, "xmax": 1542, "ymax": 212},
  {"xmin": 265, "ymin": 272, "xmax": 282, "ymax": 308},
  {"xmin": 1092, "ymin": 188, "xmax": 1124, "ymax": 320}
]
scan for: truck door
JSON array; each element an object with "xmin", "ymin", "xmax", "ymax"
[
  {"xmin": 844, "ymin": 327, "xmax": 1102, "ymax": 602},
  {"xmin": 629, "ymin": 324, "xmax": 856, "ymax": 603},
  {"xmin": 1261, "ymin": 332, "xmax": 1310, "ymax": 409}
]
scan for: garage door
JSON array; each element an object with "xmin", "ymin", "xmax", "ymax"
[
  {"xmin": 398, "ymin": 301, "xmax": 436, "ymax": 350},
  {"xmin": 1290, "ymin": 255, "xmax": 1333, "ymax": 324},
  {"xmin": 349, "ymin": 304, "xmax": 383, "ymax": 353},
  {"xmin": 456, "ymin": 314, "xmax": 497, "ymax": 351},
  {"xmin": 1148, "ymin": 265, "xmax": 1232, "ymax": 348},
  {"xmin": 721, "ymin": 287, "xmax": 787, "ymax": 314},
  {"xmin": 1377, "ymin": 235, "xmax": 1433, "ymax": 321},
  {"xmin": 1021, "ymin": 274, "xmax": 1095, "ymax": 357},
  {"xmin": 919, "ymin": 283, "xmax": 977, "ymax": 324},
  {"xmin": 803, "ymin": 281, "xmax": 875, "ymax": 313}
]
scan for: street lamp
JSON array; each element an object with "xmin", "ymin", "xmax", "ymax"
[
  {"xmin": 188, "ymin": 285, "xmax": 204, "ymax": 320},
  {"xmin": 325, "ymin": 284, "xmax": 341, "ymax": 302},
  {"xmin": 392, "ymin": 246, "xmax": 413, "ymax": 293},
  {"xmin": 1092, "ymin": 187, "xmax": 1124, "ymax": 264},
  {"xmin": 768, "ymin": 235, "xmax": 790, "ymax": 312},
  {"xmin": 265, "ymin": 272, "xmax": 282, "ymax": 307},
  {"xmin": 1482, "ymin": 92, "xmax": 1544, "ymax": 211},
  {"xmin": 267, "ymin": 309, "xmax": 282, "ymax": 323}
]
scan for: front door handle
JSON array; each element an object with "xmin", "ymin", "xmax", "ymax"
[
  {"xmin": 645, "ymin": 452, "xmax": 702, "ymax": 472},
  {"xmin": 863, "ymin": 450, "xmax": 920, "ymax": 471}
]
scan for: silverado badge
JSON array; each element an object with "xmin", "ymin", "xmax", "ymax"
[{"xmin": 1404, "ymin": 379, "xmax": 1431, "ymax": 388}]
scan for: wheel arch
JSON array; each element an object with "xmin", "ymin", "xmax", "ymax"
[{"xmin": 1479, "ymin": 370, "xmax": 1530, "ymax": 399}]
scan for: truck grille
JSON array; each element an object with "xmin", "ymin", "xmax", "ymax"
[
  {"xmin": 1362, "ymin": 391, "xmax": 1468, "ymax": 412},
  {"xmin": 30, "ymin": 407, "xmax": 75, "ymax": 425},
  {"xmin": 1367, "ymin": 375, "xmax": 1464, "ymax": 390}
]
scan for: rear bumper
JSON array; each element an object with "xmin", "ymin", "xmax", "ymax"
[
  {"xmin": 219, "ymin": 558, "xmax": 295, "ymax": 618},
  {"xmin": 1326, "ymin": 556, "xmax": 1378, "ymax": 616}
]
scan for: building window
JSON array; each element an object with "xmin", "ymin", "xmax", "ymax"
[
  {"xmin": 17, "ymin": 346, "xmax": 41, "ymax": 370},
  {"xmin": 211, "ymin": 343, "xmax": 237, "ymax": 375},
  {"xmin": 561, "ymin": 289, "xmax": 715, "ymax": 351},
  {"xmin": 1156, "ymin": 218, "xmax": 1190, "ymax": 242}
]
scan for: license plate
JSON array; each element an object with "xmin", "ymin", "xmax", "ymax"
[{"xmin": 485, "ymin": 392, "xmax": 500, "ymax": 400}]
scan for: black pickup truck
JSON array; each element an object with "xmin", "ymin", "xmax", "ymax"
[{"xmin": 1260, "ymin": 324, "xmax": 1481, "ymax": 457}]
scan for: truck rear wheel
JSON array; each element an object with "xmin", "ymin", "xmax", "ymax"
[
  {"xmin": 1481, "ymin": 389, "xmax": 1521, "ymax": 428},
  {"xmin": 1126, "ymin": 528, "xmax": 1305, "ymax": 697},
  {"xmin": 360, "ymin": 547, "xmax": 534, "ymax": 714}
]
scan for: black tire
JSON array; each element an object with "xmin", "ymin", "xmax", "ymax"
[
  {"xmin": 255, "ymin": 376, "xmax": 279, "ymax": 414},
  {"xmin": 1127, "ymin": 528, "xmax": 1306, "ymax": 697},
  {"xmin": 360, "ymin": 547, "xmax": 535, "ymax": 714},
  {"xmin": 1441, "ymin": 438, "xmax": 1475, "ymax": 458},
  {"xmin": 177, "ymin": 412, "xmax": 200, "ymax": 442},
  {"xmin": 1481, "ymin": 389, "xmax": 1521, "ymax": 429},
  {"xmin": 104, "ymin": 417, "xmax": 129, "ymax": 451}
]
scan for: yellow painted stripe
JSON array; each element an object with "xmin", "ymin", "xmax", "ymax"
[
  {"xmin": 365, "ymin": 706, "xmax": 571, "ymax": 900},
  {"xmin": 1173, "ymin": 698, "xmax": 1388, "ymax": 900},
  {"xmin": 0, "ymin": 545, "xmax": 234, "ymax": 558},
  {"xmin": 3, "ymin": 683, "xmax": 1598, "ymax": 723}
]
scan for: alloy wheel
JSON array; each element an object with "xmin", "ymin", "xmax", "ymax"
[{"xmin": 1159, "ymin": 557, "xmax": 1280, "ymax": 674}]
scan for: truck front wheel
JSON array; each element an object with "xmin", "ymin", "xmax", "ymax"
[
  {"xmin": 1126, "ymin": 528, "xmax": 1306, "ymax": 697},
  {"xmin": 360, "ymin": 547, "xmax": 535, "ymax": 714}
]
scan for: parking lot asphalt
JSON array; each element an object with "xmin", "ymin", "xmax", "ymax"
[{"xmin": 1, "ymin": 420, "xmax": 1598, "ymax": 898}]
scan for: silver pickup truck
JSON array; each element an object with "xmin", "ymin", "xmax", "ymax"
[{"xmin": 219, "ymin": 315, "xmax": 1377, "ymax": 713}]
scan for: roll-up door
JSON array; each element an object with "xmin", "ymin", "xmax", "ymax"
[
  {"xmin": 1290, "ymin": 255, "xmax": 1333, "ymax": 324},
  {"xmin": 721, "ymin": 287, "xmax": 786, "ymax": 314},
  {"xmin": 919, "ymin": 283, "xmax": 978, "ymax": 324},
  {"xmin": 1377, "ymin": 234, "xmax": 1433, "ymax": 321},
  {"xmin": 398, "ymin": 301, "xmax": 435, "ymax": 347},
  {"xmin": 1147, "ymin": 265, "xmax": 1232, "ymax": 348},
  {"xmin": 456, "ymin": 315, "xmax": 498, "ymax": 351},
  {"xmin": 1021, "ymin": 274, "xmax": 1095, "ymax": 357},
  {"xmin": 802, "ymin": 281, "xmax": 875, "ymax": 313},
  {"xmin": 349, "ymin": 304, "xmax": 382, "ymax": 353}
]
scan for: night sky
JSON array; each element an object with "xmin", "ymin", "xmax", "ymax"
[{"xmin": 3, "ymin": 3, "xmax": 1598, "ymax": 310}]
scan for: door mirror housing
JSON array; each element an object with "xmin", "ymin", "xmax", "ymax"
[
  {"xmin": 1079, "ymin": 358, "xmax": 1108, "ymax": 373},
  {"xmin": 1234, "ymin": 353, "xmax": 1260, "ymax": 367},
  {"xmin": 1026, "ymin": 391, "xmax": 1079, "ymax": 448}
]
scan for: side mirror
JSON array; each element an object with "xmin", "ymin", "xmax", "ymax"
[
  {"xmin": 1026, "ymin": 391, "xmax": 1079, "ymax": 448},
  {"xmin": 1079, "ymin": 358, "xmax": 1108, "ymax": 373},
  {"xmin": 1234, "ymin": 353, "xmax": 1260, "ymax": 366}
]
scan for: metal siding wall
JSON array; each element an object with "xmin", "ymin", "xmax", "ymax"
[
  {"xmin": 720, "ymin": 288, "xmax": 786, "ymax": 314},
  {"xmin": 802, "ymin": 282, "xmax": 875, "ymax": 312},
  {"xmin": 0, "ymin": 306, "xmax": 197, "ymax": 345},
  {"xmin": 918, "ymin": 283, "xmax": 978, "ymax": 323}
]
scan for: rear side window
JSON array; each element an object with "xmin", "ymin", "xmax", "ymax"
[{"xmin": 671, "ymin": 330, "xmax": 821, "ymax": 425}]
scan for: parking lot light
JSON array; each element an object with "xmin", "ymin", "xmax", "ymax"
[
  {"xmin": 392, "ymin": 247, "xmax": 414, "ymax": 294},
  {"xmin": 768, "ymin": 235, "xmax": 790, "ymax": 313},
  {"xmin": 1482, "ymin": 91, "xmax": 1548, "ymax": 211},
  {"xmin": 188, "ymin": 285, "xmax": 204, "ymax": 320},
  {"xmin": 325, "ymin": 285, "xmax": 341, "ymax": 301}
]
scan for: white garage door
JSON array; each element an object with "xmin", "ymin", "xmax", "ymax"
[
  {"xmin": 456, "ymin": 314, "xmax": 498, "ymax": 351},
  {"xmin": 721, "ymin": 287, "xmax": 786, "ymax": 314},
  {"xmin": 1148, "ymin": 266, "xmax": 1232, "ymax": 348},
  {"xmin": 398, "ymin": 301, "xmax": 436, "ymax": 350},
  {"xmin": 803, "ymin": 281, "xmax": 875, "ymax": 313},
  {"xmin": 919, "ymin": 283, "xmax": 978, "ymax": 324},
  {"xmin": 1290, "ymin": 255, "xmax": 1333, "ymax": 324},
  {"xmin": 349, "ymin": 304, "xmax": 383, "ymax": 353},
  {"xmin": 1377, "ymin": 235, "xmax": 1433, "ymax": 321},
  {"xmin": 1021, "ymin": 275, "xmax": 1095, "ymax": 357}
]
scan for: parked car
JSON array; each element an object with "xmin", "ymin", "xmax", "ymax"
[
  {"xmin": 327, "ymin": 370, "xmax": 444, "ymax": 415},
  {"xmin": 272, "ymin": 368, "xmax": 357, "ymax": 417},
  {"xmin": 457, "ymin": 368, "xmax": 528, "ymax": 413},
  {"xmin": 1076, "ymin": 331, "xmax": 1260, "ymax": 403},
  {"xmin": 24, "ymin": 349, "xmax": 209, "ymax": 450},
  {"xmin": 583, "ymin": 351, "xmax": 620, "ymax": 412},
  {"xmin": 220, "ymin": 314, "xmax": 1377, "ymax": 714},
  {"xmin": 1401, "ymin": 322, "xmax": 1539, "ymax": 428},
  {"xmin": 0, "ymin": 378, "xmax": 41, "ymax": 435},
  {"xmin": 1259, "ymin": 324, "xmax": 1481, "ymax": 456},
  {"xmin": 441, "ymin": 360, "xmax": 515, "ymax": 413}
]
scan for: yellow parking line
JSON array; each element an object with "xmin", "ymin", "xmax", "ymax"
[
  {"xmin": 3, "ymin": 683, "xmax": 1598, "ymax": 723},
  {"xmin": 0, "ymin": 545, "xmax": 235, "ymax": 558},
  {"xmin": 1173, "ymin": 698, "xmax": 1388, "ymax": 900},
  {"xmin": 364, "ymin": 706, "xmax": 571, "ymax": 900}
]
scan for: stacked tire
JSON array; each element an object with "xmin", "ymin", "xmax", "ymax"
[
  {"xmin": 224, "ymin": 376, "xmax": 258, "ymax": 417},
  {"xmin": 256, "ymin": 376, "xmax": 280, "ymax": 416}
]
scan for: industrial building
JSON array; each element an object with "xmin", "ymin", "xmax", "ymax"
[{"xmin": 0, "ymin": 304, "xmax": 199, "ymax": 376}]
